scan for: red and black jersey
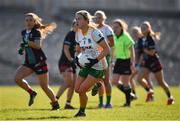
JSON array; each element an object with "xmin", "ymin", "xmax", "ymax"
[
  {"xmin": 135, "ymin": 38, "xmax": 143, "ymax": 63},
  {"xmin": 21, "ymin": 27, "xmax": 47, "ymax": 65},
  {"xmin": 142, "ymin": 34, "xmax": 158, "ymax": 60},
  {"xmin": 59, "ymin": 31, "xmax": 76, "ymax": 65},
  {"xmin": 142, "ymin": 34, "xmax": 162, "ymax": 72}
]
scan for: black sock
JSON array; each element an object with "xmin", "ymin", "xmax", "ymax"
[
  {"xmin": 144, "ymin": 87, "xmax": 150, "ymax": 92},
  {"xmin": 117, "ymin": 84, "xmax": 125, "ymax": 93},
  {"xmin": 166, "ymin": 91, "xmax": 171, "ymax": 98},
  {"xmin": 79, "ymin": 107, "xmax": 85, "ymax": 113},
  {"xmin": 124, "ymin": 86, "xmax": 131, "ymax": 105},
  {"xmin": 56, "ymin": 96, "xmax": 59, "ymax": 100}
]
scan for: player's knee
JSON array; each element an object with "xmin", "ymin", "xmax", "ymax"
[
  {"xmin": 78, "ymin": 86, "xmax": 88, "ymax": 94},
  {"xmin": 78, "ymin": 88, "xmax": 85, "ymax": 95},
  {"xmin": 15, "ymin": 75, "xmax": 22, "ymax": 84},
  {"xmin": 75, "ymin": 88, "xmax": 79, "ymax": 93}
]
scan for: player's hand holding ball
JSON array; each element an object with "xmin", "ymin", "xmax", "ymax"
[
  {"xmin": 77, "ymin": 53, "xmax": 98, "ymax": 68},
  {"xmin": 72, "ymin": 56, "xmax": 82, "ymax": 68},
  {"xmin": 85, "ymin": 58, "xmax": 98, "ymax": 68}
]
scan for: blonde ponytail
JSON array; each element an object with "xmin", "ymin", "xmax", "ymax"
[
  {"xmin": 38, "ymin": 22, "xmax": 57, "ymax": 39},
  {"xmin": 150, "ymin": 31, "xmax": 161, "ymax": 41}
]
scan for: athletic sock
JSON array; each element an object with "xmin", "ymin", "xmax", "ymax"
[
  {"xmin": 56, "ymin": 96, "xmax": 59, "ymax": 100},
  {"xmin": 144, "ymin": 87, "xmax": 150, "ymax": 92},
  {"xmin": 106, "ymin": 95, "xmax": 111, "ymax": 105},
  {"xmin": 99, "ymin": 96, "xmax": 103, "ymax": 105},
  {"xmin": 117, "ymin": 83, "xmax": 125, "ymax": 93},
  {"xmin": 124, "ymin": 86, "xmax": 131, "ymax": 105},
  {"xmin": 80, "ymin": 107, "xmax": 85, "ymax": 113},
  {"xmin": 166, "ymin": 91, "xmax": 171, "ymax": 98}
]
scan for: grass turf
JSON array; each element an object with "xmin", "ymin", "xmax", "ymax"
[{"xmin": 0, "ymin": 86, "xmax": 179, "ymax": 120}]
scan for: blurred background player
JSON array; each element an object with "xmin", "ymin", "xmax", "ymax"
[
  {"xmin": 74, "ymin": 10, "xmax": 110, "ymax": 117},
  {"xmin": 111, "ymin": 19, "xmax": 136, "ymax": 107},
  {"xmin": 92, "ymin": 10, "xmax": 114, "ymax": 108},
  {"xmin": 137, "ymin": 21, "xmax": 174, "ymax": 105},
  {"xmin": 15, "ymin": 13, "xmax": 59, "ymax": 110},
  {"xmin": 130, "ymin": 26, "xmax": 154, "ymax": 100},
  {"xmin": 56, "ymin": 20, "xmax": 78, "ymax": 109}
]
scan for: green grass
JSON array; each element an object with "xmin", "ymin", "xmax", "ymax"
[{"xmin": 0, "ymin": 86, "xmax": 180, "ymax": 120}]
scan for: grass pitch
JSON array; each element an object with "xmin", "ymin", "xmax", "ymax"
[{"xmin": 0, "ymin": 86, "xmax": 179, "ymax": 120}]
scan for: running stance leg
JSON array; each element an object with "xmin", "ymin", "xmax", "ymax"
[
  {"xmin": 15, "ymin": 65, "xmax": 37, "ymax": 106},
  {"xmin": 98, "ymin": 81, "xmax": 105, "ymax": 108},
  {"xmin": 137, "ymin": 67, "xmax": 154, "ymax": 102},
  {"xmin": 154, "ymin": 70, "xmax": 174, "ymax": 105},
  {"xmin": 104, "ymin": 68, "xmax": 112, "ymax": 108},
  {"xmin": 37, "ymin": 73, "xmax": 59, "ymax": 110},
  {"xmin": 75, "ymin": 75, "xmax": 98, "ymax": 117},
  {"xmin": 56, "ymin": 71, "xmax": 76, "ymax": 109}
]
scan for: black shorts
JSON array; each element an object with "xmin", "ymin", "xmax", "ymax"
[
  {"xmin": 59, "ymin": 63, "xmax": 76, "ymax": 74},
  {"xmin": 113, "ymin": 59, "xmax": 131, "ymax": 75},
  {"xmin": 23, "ymin": 61, "xmax": 48, "ymax": 75},
  {"xmin": 143, "ymin": 57, "xmax": 162, "ymax": 73}
]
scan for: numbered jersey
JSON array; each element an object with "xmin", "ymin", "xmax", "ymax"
[{"xmin": 76, "ymin": 27, "xmax": 108, "ymax": 70}]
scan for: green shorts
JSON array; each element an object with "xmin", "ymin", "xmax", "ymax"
[{"xmin": 79, "ymin": 67, "xmax": 105, "ymax": 79}]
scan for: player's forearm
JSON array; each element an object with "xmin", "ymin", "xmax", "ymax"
[
  {"xmin": 111, "ymin": 47, "xmax": 115, "ymax": 63},
  {"xmin": 97, "ymin": 40, "xmax": 110, "ymax": 61},
  {"xmin": 64, "ymin": 49, "xmax": 73, "ymax": 62},
  {"xmin": 76, "ymin": 45, "xmax": 81, "ymax": 55},
  {"xmin": 107, "ymin": 37, "xmax": 114, "ymax": 47},
  {"xmin": 97, "ymin": 46, "xmax": 110, "ymax": 61}
]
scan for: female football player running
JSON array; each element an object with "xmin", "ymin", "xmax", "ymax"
[
  {"xmin": 130, "ymin": 26, "xmax": 154, "ymax": 100},
  {"xmin": 15, "ymin": 13, "xmax": 59, "ymax": 110},
  {"xmin": 137, "ymin": 21, "xmax": 174, "ymax": 105},
  {"xmin": 74, "ymin": 10, "xmax": 110, "ymax": 117},
  {"xmin": 56, "ymin": 20, "xmax": 78, "ymax": 109},
  {"xmin": 92, "ymin": 10, "xmax": 114, "ymax": 108}
]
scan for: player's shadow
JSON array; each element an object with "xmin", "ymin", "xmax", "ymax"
[
  {"xmin": 86, "ymin": 107, "xmax": 98, "ymax": 110},
  {"xmin": 2, "ymin": 108, "xmax": 52, "ymax": 111},
  {"xmin": 13, "ymin": 116, "xmax": 69, "ymax": 120},
  {"xmin": 86, "ymin": 104, "xmax": 144, "ymax": 110},
  {"xmin": 7, "ymin": 108, "xmax": 78, "ymax": 111},
  {"xmin": 3, "ymin": 108, "xmax": 74, "ymax": 120}
]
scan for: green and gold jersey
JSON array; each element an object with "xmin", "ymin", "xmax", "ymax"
[{"xmin": 76, "ymin": 27, "xmax": 108, "ymax": 70}]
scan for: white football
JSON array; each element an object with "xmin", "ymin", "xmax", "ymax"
[{"xmin": 77, "ymin": 53, "xmax": 90, "ymax": 67}]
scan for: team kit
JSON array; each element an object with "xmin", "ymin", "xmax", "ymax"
[{"xmin": 15, "ymin": 10, "xmax": 175, "ymax": 117}]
